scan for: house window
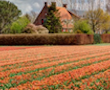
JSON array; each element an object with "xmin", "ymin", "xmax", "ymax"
[
  {"xmin": 41, "ymin": 19, "xmax": 44, "ymax": 24},
  {"xmin": 45, "ymin": 13, "xmax": 47, "ymax": 16},
  {"xmin": 62, "ymin": 29, "xmax": 64, "ymax": 32},
  {"xmin": 41, "ymin": 18, "xmax": 47, "ymax": 24}
]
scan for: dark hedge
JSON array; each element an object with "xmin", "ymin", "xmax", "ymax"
[{"xmin": 0, "ymin": 34, "xmax": 94, "ymax": 45}]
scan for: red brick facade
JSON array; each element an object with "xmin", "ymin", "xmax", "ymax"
[
  {"xmin": 34, "ymin": 2, "xmax": 48, "ymax": 25},
  {"xmin": 34, "ymin": 2, "xmax": 80, "ymax": 32}
]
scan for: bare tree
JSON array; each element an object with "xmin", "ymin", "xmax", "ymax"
[
  {"xmin": 25, "ymin": 11, "xmax": 38, "ymax": 23},
  {"xmin": 81, "ymin": 0, "xmax": 85, "ymax": 10},
  {"xmin": 106, "ymin": 0, "xmax": 110, "ymax": 13}
]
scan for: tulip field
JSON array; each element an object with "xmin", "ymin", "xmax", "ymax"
[{"xmin": 0, "ymin": 46, "xmax": 110, "ymax": 90}]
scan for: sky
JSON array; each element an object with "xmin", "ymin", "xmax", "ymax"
[
  {"xmin": 7, "ymin": 0, "xmax": 46, "ymax": 15},
  {"xmin": 6, "ymin": 0, "xmax": 107, "ymax": 15}
]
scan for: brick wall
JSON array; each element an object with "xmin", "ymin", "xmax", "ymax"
[{"xmin": 34, "ymin": 3, "xmax": 48, "ymax": 25}]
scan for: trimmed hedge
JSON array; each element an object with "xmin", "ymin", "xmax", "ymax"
[
  {"xmin": 101, "ymin": 34, "xmax": 110, "ymax": 43},
  {"xmin": 0, "ymin": 34, "xmax": 94, "ymax": 45}
]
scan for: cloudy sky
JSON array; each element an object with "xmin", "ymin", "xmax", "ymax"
[
  {"xmin": 7, "ymin": 0, "xmax": 47, "ymax": 15},
  {"xmin": 6, "ymin": 0, "xmax": 107, "ymax": 15}
]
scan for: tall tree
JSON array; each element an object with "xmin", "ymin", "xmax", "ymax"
[
  {"xmin": 43, "ymin": 3, "xmax": 62, "ymax": 33},
  {"xmin": 0, "ymin": 1, "xmax": 21, "ymax": 33},
  {"xmin": 85, "ymin": 8, "xmax": 110, "ymax": 33}
]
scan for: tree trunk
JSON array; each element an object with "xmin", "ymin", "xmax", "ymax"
[
  {"xmin": 105, "ymin": 30, "xmax": 108, "ymax": 34},
  {"xmin": 92, "ymin": 24, "xmax": 95, "ymax": 33},
  {"xmin": 0, "ymin": 29, "xmax": 2, "ymax": 34}
]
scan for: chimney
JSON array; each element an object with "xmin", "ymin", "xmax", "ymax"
[
  {"xmin": 51, "ymin": 2, "xmax": 56, "ymax": 7},
  {"xmin": 44, "ymin": 2, "xmax": 47, "ymax": 6},
  {"xmin": 63, "ymin": 4, "xmax": 67, "ymax": 8}
]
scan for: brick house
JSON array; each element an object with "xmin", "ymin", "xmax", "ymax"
[{"xmin": 34, "ymin": 2, "xmax": 80, "ymax": 32}]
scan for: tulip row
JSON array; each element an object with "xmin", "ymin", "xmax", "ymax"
[
  {"xmin": 0, "ymin": 46, "xmax": 109, "ymax": 62},
  {"xmin": 0, "ymin": 46, "xmax": 41, "ymax": 51},
  {"xmin": 0, "ymin": 47, "xmax": 25, "ymax": 51},
  {"xmin": 0, "ymin": 46, "xmax": 107, "ymax": 65},
  {"xmin": 0, "ymin": 46, "xmax": 110, "ymax": 89},
  {"xmin": 34, "ymin": 69, "xmax": 110, "ymax": 90},
  {"xmin": 1, "ymin": 55, "xmax": 110, "ymax": 89},
  {"xmin": 1, "ymin": 50, "xmax": 110, "ymax": 80},
  {"xmin": 72, "ymin": 69, "xmax": 110, "ymax": 90},
  {"xmin": 1, "ymin": 46, "xmax": 110, "ymax": 68},
  {"xmin": 10, "ymin": 60, "xmax": 110, "ymax": 90},
  {"xmin": 1, "ymin": 49, "xmax": 110, "ymax": 72}
]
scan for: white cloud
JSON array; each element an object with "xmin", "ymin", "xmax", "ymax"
[
  {"xmin": 33, "ymin": 2, "xmax": 40, "ymax": 8},
  {"xmin": 25, "ymin": 4, "xmax": 33, "ymax": 13},
  {"xmin": 13, "ymin": 3, "xmax": 33, "ymax": 14},
  {"xmin": 6, "ymin": 0, "xmax": 44, "ymax": 15}
]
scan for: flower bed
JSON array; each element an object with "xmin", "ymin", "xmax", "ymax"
[
  {"xmin": 0, "ymin": 46, "xmax": 110, "ymax": 89},
  {"xmin": 0, "ymin": 46, "xmax": 44, "ymax": 51}
]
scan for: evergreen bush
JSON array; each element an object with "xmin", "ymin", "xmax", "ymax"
[
  {"xmin": 43, "ymin": 3, "xmax": 62, "ymax": 33},
  {"xmin": 94, "ymin": 34, "xmax": 102, "ymax": 44}
]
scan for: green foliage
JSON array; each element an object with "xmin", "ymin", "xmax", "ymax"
[
  {"xmin": 43, "ymin": 4, "xmax": 62, "ymax": 33},
  {"xmin": 73, "ymin": 20, "xmax": 93, "ymax": 34},
  {"xmin": 94, "ymin": 34, "xmax": 102, "ymax": 44},
  {"xmin": 0, "ymin": 1, "xmax": 21, "ymax": 33},
  {"xmin": 75, "ymin": 30, "xmax": 82, "ymax": 33},
  {"xmin": 104, "ymin": 31, "xmax": 110, "ymax": 34},
  {"xmin": 22, "ymin": 28, "xmax": 34, "ymax": 34},
  {"xmin": 86, "ymin": 8, "xmax": 110, "ymax": 33},
  {"xmin": 10, "ymin": 16, "xmax": 30, "ymax": 34}
]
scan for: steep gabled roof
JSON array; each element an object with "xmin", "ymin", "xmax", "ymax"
[
  {"xmin": 56, "ymin": 7, "xmax": 73, "ymax": 29},
  {"xmin": 68, "ymin": 10, "xmax": 80, "ymax": 19},
  {"xmin": 56, "ymin": 7, "xmax": 72, "ymax": 20},
  {"xmin": 47, "ymin": 6, "xmax": 74, "ymax": 29},
  {"xmin": 69, "ymin": 9, "xmax": 86, "ymax": 18}
]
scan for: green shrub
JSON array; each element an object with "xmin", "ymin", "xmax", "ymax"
[
  {"xmin": 74, "ymin": 20, "xmax": 93, "ymax": 34},
  {"xmin": 10, "ymin": 16, "xmax": 30, "ymax": 34},
  {"xmin": 94, "ymin": 34, "xmax": 102, "ymax": 44},
  {"xmin": 106, "ymin": 32, "xmax": 110, "ymax": 34},
  {"xmin": 75, "ymin": 30, "xmax": 82, "ymax": 33}
]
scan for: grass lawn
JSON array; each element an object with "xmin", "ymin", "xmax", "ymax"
[
  {"xmin": 83, "ymin": 43, "xmax": 110, "ymax": 46},
  {"xmin": 94, "ymin": 43, "xmax": 110, "ymax": 46}
]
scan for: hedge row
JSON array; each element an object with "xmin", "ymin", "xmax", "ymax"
[
  {"xmin": 101, "ymin": 34, "xmax": 110, "ymax": 43},
  {"xmin": 0, "ymin": 34, "xmax": 94, "ymax": 45}
]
